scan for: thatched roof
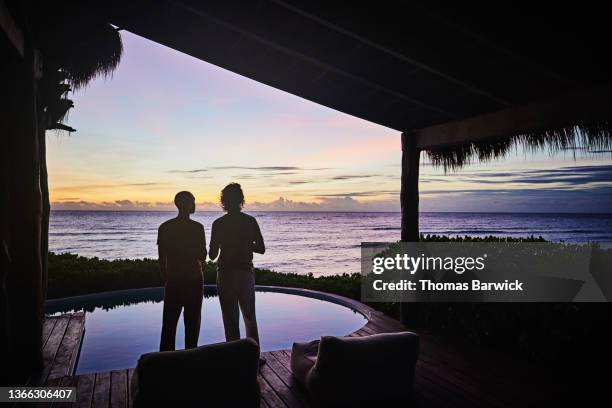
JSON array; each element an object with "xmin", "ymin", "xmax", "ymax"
[
  {"xmin": 16, "ymin": 1, "xmax": 123, "ymax": 132},
  {"xmin": 427, "ymin": 122, "xmax": 612, "ymax": 171},
  {"xmin": 30, "ymin": 2, "xmax": 122, "ymax": 90}
]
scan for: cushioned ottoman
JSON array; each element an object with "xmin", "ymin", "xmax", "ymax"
[
  {"xmin": 291, "ymin": 331, "xmax": 419, "ymax": 406},
  {"xmin": 131, "ymin": 338, "xmax": 260, "ymax": 407}
]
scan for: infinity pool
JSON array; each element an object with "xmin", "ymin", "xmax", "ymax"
[{"xmin": 46, "ymin": 287, "xmax": 367, "ymax": 374}]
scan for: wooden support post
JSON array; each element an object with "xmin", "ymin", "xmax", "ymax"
[
  {"xmin": 3, "ymin": 42, "xmax": 44, "ymax": 383},
  {"xmin": 400, "ymin": 131, "xmax": 420, "ymax": 328},
  {"xmin": 39, "ymin": 100, "xmax": 50, "ymax": 304},
  {"xmin": 400, "ymin": 131, "xmax": 419, "ymax": 242}
]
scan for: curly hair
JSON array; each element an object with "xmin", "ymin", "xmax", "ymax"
[{"xmin": 220, "ymin": 183, "xmax": 245, "ymax": 212}]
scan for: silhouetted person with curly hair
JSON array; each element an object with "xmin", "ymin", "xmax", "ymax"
[
  {"xmin": 158, "ymin": 191, "xmax": 206, "ymax": 351},
  {"xmin": 209, "ymin": 183, "xmax": 265, "ymax": 360}
]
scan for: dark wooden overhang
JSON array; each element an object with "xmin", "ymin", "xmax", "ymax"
[{"xmin": 98, "ymin": 0, "xmax": 611, "ymax": 148}]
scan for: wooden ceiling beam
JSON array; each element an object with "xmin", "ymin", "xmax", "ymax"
[
  {"xmin": 413, "ymin": 85, "xmax": 612, "ymax": 150},
  {"xmin": 269, "ymin": 0, "xmax": 512, "ymax": 106}
]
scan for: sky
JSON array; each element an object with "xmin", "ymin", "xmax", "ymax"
[{"xmin": 47, "ymin": 31, "xmax": 612, "ymax": 213}]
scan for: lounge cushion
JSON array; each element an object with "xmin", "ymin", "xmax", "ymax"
[
  {"xmin": 291, "ymin": 331, "xmax": 419, "ymax": 406},
  {"xmin": 131, "ymin": 338, "xmax": 260, "ymax": 407}
]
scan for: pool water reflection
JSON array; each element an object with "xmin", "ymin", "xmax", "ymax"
[{"xmin": 47, "ymin": 289, "xmax": 367, "ymax": 374}]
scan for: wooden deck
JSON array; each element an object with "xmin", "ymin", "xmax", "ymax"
[
  {"xmin": 35, "ymin": 309, "xmax": 554, "ymax": 407},
  {"xmin": 29, "ymin": 312, "xmax": 86, "ymax": 386}
]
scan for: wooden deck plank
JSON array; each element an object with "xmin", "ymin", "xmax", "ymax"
[
  {"xmin": 258, "ymin": 376, "xmax": 287, "ymax": 408},
  {"xmin": 42, "ymin": 316, "xmax": 58, "ymax": 348},
  {"xmin": 417, "ymin": 361, "xmax": 498, "ymax": 408},
  {"xmin": 92, "ymin": 372, "xmax": 111, "ymax": 408},
  {"xmin": 55, "ymin": 376, "xmax": 79, "ymax": 408},
  {"xmin": 48, "ymin": 313, "xmax": 85, "ymax": 380},
  {"xmin": 417, "ymin": 334, "xmax": 548, "ymax": 405},
  {"xmin": 127, "ymin": 368, "xmax": 135, "ymax": 408},
  {"xmin": 418, "ymin": 354, "xmax": 514, "ymax": 407},
  {"xmin": 110, "ymin": 370, "xmax": 128, "ymax": 408},
  {"xmin": 36, "ymin": 377, "xmax": 60, "ymax": 408},
  {"xmin": 265, "ymin": 352, "xmax": 311, "ymax": 407},
  {"xmin": 415, "ymin": 373, "xmax": 474, "ymax": 408},
  {"xmin": 264, "ymin": 352, "xmax": 293, "ymax": 384},
  {"xmin": 34, "ymin": 314, "xmax": 71, "ymax": 384},
  {"xmin": 75, "ymin": 373, "xmax": 96, "ymax": 408},
  {"xmin": 274, "ymin": 350, "xmax": 294, "ymax": 372},
  {"xmin": 364, "ymin": 316, "xmax": 405, "ymax": 334},
  {"xmin": 260, "ymin": 362, "xmax": 305, "ymax": 408}
]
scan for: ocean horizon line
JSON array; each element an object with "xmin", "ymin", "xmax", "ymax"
[{"xmin": 49, "ymin": 209, "xmax": 612, "ymax": 215}]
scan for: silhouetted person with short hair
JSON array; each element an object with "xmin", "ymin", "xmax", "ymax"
[
  {"xmin": 158, "ymin": 191, "xmax": 206, "ymax": 351},
  {"xmin": 209, "ymin": 183, "xmax": 265, "ymax": 355}
]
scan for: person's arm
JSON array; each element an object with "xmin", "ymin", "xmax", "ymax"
[
  {"xmin": 252, "ymin": 219, "xmax": 265, "ymax": 254},
  {"xmin": 157, "ymin": 228, "xmax": 167, "ymax": 283},
  {"xmin": 209, "ymin": 221, "xmax": 220, "ymax": 261},
  {"xmin": 199, "ymin": 224, "xmax": 208, "ymax": 262}
]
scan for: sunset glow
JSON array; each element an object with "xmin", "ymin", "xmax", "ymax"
[{"xmin": 48, "ymin": 31, "xmax": 612, "ymax": 212}]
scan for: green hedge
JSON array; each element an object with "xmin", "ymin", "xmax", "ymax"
[
  {"xmin": 47, "ymin": 233, "xmax": 547, "ymax": 299},
  {"xmin": 47, "ymin": 253, "xmax": 363, "ymax": 300}
]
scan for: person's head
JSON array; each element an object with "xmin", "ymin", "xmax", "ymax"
[
  {"xmin": 220, "ymin": 183, "xmax": 245, "ymax": 213},
  {"xmin": 174, "ymin": 191, "xmax": 196, "ymax": 215}
]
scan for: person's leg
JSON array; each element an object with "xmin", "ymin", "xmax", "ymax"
[
  {"xmin": 217, "ymin": 272, "xmax": 241, "ymax": 341},
  {"xmin": 237, "ymin": 270, "xmax": 260, "ymax": 346},
  {"xmin": 160, "ymin": 283, "xmax": 182, "ymax": 351},
  {"xmin": 183, "ymin": 281, "xmax": 203, "ymax": 349}
]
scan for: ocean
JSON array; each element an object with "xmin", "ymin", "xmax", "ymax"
[{"xmin": 49, "ymin": 211, "xmax": 612, "ymax": 277}]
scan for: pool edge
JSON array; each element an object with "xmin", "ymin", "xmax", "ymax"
[{"xmin": 45, "ymin": 285, "xmax": 378, "ymax": 334}]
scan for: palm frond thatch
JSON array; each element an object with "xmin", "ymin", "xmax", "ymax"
[
  {"xmin": 33, "ymin": 2, "xmax": 123, "ymax": 90},
  {"xmin": 426, "ymin": 121, "xmax": 612, "ymax": 171},
  {"xmin": 56, "ymin": 21, "xmax": 123, "ymax": 90}
]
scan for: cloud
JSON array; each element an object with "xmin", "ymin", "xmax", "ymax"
[
  {"xmin": 286, "ymin": 174, "xmax": 396, "ymax": 185},
  {"xmin": 420, "ymin": 186, "xmax": 612, "ymax": 213},
  {"xmin": 167, "ymin": 169, "xmax": 208, "ymax": 173},
  {"xmin": 210, "ymin": 166, "xmax": 302, "ymax": 171},
  {"xmin": 51, "ymin": 200, "xmax": 197, "ymax": 211},
  {"xmin": 329, "ymin": 175, "xmax": 382, "ymax": 181},
  {"xmin": 53, "ymin": 182, "xmax": 165, "ymax": 192},
  {"xmin": 453, "ymin": 165, "xmax": 612, "ymax": 186},
  {"xmin": 316, "ymin": 190, "xmax": 399, "ymax": 198},
  {"xmin": 422, "ymin": 186, "xmax": 612, "ymax": 197},
  {"xmin": 167, "ymin": 166, "xmax": 333, "ymax": 179},
  {"xmin": 235, "ymin": 172, "xmax": 299, "ymax": 178},
  {"xmin": 246, "ymin": 197, "xmax": 399, "ymax": 212}
]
